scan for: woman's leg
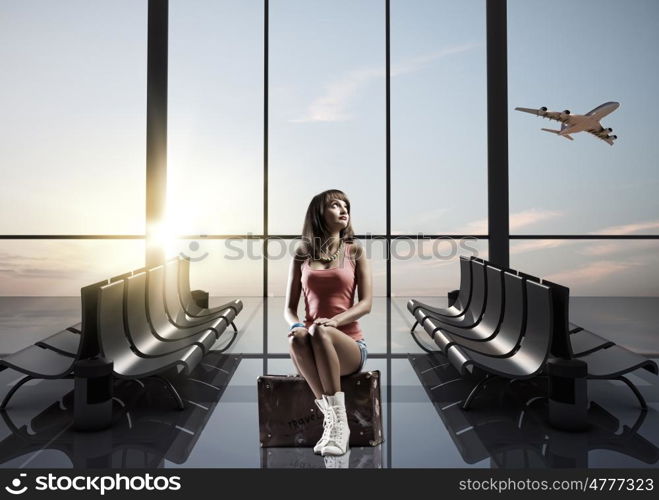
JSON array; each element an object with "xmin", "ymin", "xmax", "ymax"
[
  {"xmin": 288, "ymin": 328, "xmax": 325, "ymax": 399},
  {"xmin": 309, "ymin": 324, "xmax": 362, "ymax": 395}
]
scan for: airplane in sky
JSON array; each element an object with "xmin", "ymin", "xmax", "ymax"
[{"xmin": 515, "ymin": 101, "xmax": 620, "ymax": 145}]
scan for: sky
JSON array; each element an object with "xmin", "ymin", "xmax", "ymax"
[{"xmin": 1, "ymin": 0, "xmax": 658, "ymax": 296}]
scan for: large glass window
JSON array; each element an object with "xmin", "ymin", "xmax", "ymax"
[
  {"xmin": 0, "ymin": 240, "xmax": 144, "ymax": 296},
  {"xmin": 167, "ymin": 0, "xmax": 264, "ymax": 236},
  {"xmin": 510, "ymin": 239, "xmax": 659, "ymax": 296},
  {"xmin": 0, "ymin": 239, "xmax": 144, "ymax": 352},
  {"xmin": 268, "ymin": 0, "xmax": 386, "ymax": 235},
  {"xmin": 2, "ymin": 0, "xmax": 657, "ymax": 366},
  {"xmin": 391, "ymin": 237, "xmax": 487, "ymax": 297},
  {"xmin": 508, "ymin": 0, "xmax": 659, "ymax": 235},
  {"xmin": 0, "ymin": 0, "xmax": 147, "ymax": 235},
  {"xmin": 391, "ymin": 0, "xmax": 487, "ymax": 235},
  {"xmin": 168, "ymin": 238, "xmax": 262, "ymax": 297}
]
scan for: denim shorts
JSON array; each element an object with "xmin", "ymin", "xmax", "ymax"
[{"xmin": 354, "ymin": 339, "xmax": 368, "ymax": 373}]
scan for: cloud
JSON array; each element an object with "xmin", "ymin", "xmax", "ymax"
[
  {"xmin": 462, "ymin": 208, "xmax": 564, "ymax": 235},
  {"xmin": 390, "ymin": 43, "xmax": 480, "ymax": 77},
  {"xmin": 580, "ymin": 219, "xmax": 659, "ymax": 256},
  {"xmin": 0, "ymin": 242, "xmax": 143, "ymax": 295},
  {"xmin": 387, "ymin": 216, "xmax": 659, "ymax": 295},
  {"xmin": 545, "ymin": 260, "xmax": 637, "ymax": 286},
  {"xmin": 590, "ymin": 220, "xmax": 659, "ymax": 235},
  {"xmin": 510, "ymin": 239, "xmax": 568, "ymax": 255},
  {"xmin": 292, "ymin": 44, "xmax": 478, "ymax": 123},
  {"xmin": 579, "ymin": 242, "xmax": 619, "ymax": 257},
  {"xmin": 291, "ymin": 66, "xmax": 382, "ymax": 123},
  {"xmin": 0, "ymin": 250, "xmax": 82, "ymax": 280},
  {"xmin": 580, "ymin": 239, "xmax": 658, "ymax": 257},
  {"xmin": 0, "ymin": 251, "xmax": 74, "ymax": 280},
  {"xmin": 0, "ymin": 267, "xmax": 73, "ymax": 279},
  {"xmin": 509, "ymin": 209, "xmax": 564, "ymax": 232},
  {"xmin": 504, "ymin": 218, "xmax": 659, "ymax": 257},
  {"xmin": 0, "ymin": 251, "xmax": 50, "ymax": 263}
]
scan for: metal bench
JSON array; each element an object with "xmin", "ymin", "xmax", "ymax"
[
  {"xmin": 419, "ymin": 265, "xmax": 505, "ymax": 343},
  {"xmin": 412, "ymin": 259, "xmax": 488, "ymax": 330},
  {"xmin": 0, "ymin": 280, "xmax": 108, "ymax": 409},
  {"xmin": 97, "ymin": 280, "xmax": 205, "ymax": 410},
  {"xmin": 446, "ymin": 280, "xmax": 554, "ymax": 410},
  {"xmin": 407, "ymin": 255, "xmax": 473, "ymax": 321},
  {"xmin": 433, "ymin": 271, "xmax": 525, "ymax": 357},
  {"xmin": 178, "ymin": 257, "xmax": 244, "ymax": 319},
  {"xmin": 124, "ymin": 272, "xmax": 217, "ymax": 356}
]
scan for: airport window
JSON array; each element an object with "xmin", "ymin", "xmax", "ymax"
[
  {"xmin": 2, "ymin": 0, "xmax": 657, "ymax": 303},
  {"xmin": 167, "ymin": 0, "xmax": 264, "ymax": 236},
  {"xmin": 268, "ymin": 0, "xmax": 386, "ymax": 235},
  {"xmin": 0, "ymin": 0, "xmax": 147, "ymax": 235},
  {"xmin": 509, "ymin": 239, "xmax": 659, "ymax": 297},
  {"xmin": 391, "ymin": 0, "xmax": 488, "ymax": 236},
  {"xmin": 169, "ymin": 238, "xmax": 263, "ymax": 297},
  {"xmin": 508, "ymin": 0, "xmax": 659, "ymax": 235},
  {"xmin": 0, "ymin": 240, "xmax": 145, "ymax": 296},
  {"xmin": 2, "ymin": 0, "xmax": 658, "ymax": 474},
  {"xmin": 390, "ymin": 237, "xmax": 488, "ymax": 299}
]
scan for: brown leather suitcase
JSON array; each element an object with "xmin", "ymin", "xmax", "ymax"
[{"xmin": 257, "ymin": 370, "xmax": 383, "ymax": 448}]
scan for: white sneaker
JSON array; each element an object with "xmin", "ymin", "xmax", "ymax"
[
  {"xmin": 321, "ymin": 392, "xmax": 350, "ymax": 457},
  {"xmin": 313, "ymin": 398, "xmax": 332, "ymax": 454},
  {"xmin": 324, "ymin": 449, "xmax": 351, "ymax": 468}
]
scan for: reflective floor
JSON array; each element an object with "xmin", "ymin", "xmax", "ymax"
[{"xmin": 0, "ymin": 297, "xmax": 658, "ymax": 468}]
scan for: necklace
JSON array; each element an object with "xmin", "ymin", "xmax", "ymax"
[{"xmin": 318, "ymin": 241, "xmax": 343, "ymax": 263}]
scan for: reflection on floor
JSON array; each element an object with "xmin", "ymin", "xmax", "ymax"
[
  {"xmin": 261, "ymin": 446, "xmax": 384, "ymax": 469},
  {"xmin": 0, "ymin": 352, "xmax": 239, "ymax": 468},
  {"xmin": 0, "ymin": 297, "xmax": 658, "ymax": 468},
  {"xmin": 410, "ymin": 352, "xmax": 659, "ymax": 468}
]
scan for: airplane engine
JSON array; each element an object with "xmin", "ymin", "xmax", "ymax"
[
  {"xmin": 612, "ymin": 135, "xmax": 618, "ymax": 139},
  {"xmin": 539, "ymin": 106, "xmax": 547, "ymax": 115},
  {"xmin": 562, "ymin": 110, "xmax": 570, "ymax": 115},
  {"xmin": 606, "ymin": 127, "xmax": 613, "ymax": 133}
]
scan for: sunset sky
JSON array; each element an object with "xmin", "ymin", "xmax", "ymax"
[{"xmin": 1, "ymin": 0, "xmax": 658, "ymax": 296}]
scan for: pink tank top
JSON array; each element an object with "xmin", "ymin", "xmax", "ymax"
[{"xmin": 300, "ymin": 242, "xmax": 363, "ymax": 340}]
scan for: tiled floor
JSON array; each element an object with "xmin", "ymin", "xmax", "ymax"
[{"xmin": 0, "ymin": 297, "xmax": 658, "ymax": 468}]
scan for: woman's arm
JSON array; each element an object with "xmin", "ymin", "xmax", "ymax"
[
  {"xmin": 318, "ymin": 243, "xmax": 372, "ymax": 327},
  {"xmin": 284, "ymin": 249, "xmax": 305, "ymax": 327}
]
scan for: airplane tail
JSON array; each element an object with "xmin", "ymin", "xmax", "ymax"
[{"xmin": 541, "ymin": 128, "xmax": 573, "ymax": 141}]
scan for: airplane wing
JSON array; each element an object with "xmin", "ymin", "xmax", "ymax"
[
  {"xmin": 587, "ymin": 129, "xmax": 616, "ymax": 146},
  {"xmin": 515, "ymin": 107, "xmax": 569, "ymax": 124}
]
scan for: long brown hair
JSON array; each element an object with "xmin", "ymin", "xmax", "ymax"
[{"xmin": 299, "ymin": 189, "xmax": 355, "ymax": 259}]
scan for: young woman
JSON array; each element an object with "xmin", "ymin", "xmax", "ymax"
[{"xmin": 283, "ymin": 189, "xmax": 373, "ymax": 457}]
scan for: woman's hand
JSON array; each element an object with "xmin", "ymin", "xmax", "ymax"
[
  {"xmin": 287, "ymin": 326, "xmax": 308, "ymax": 338},
  {"xmin": 313, "ymin": 318, "xmax": 338, "ymax": 328}
]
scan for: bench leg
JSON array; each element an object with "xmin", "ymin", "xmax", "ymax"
[
  {"xmin": 128, "ymin": 379, "xmax": 145, "ymax": 389},
  {"xmin": 230, "ymin": 321, "xmax": 238, "ymax": 333},
  {"xmin": 1, "ymin": 375, "xmax": 34, "ymax": 410},
  {"xmin": 462, "ymin": 374, "xmax": 493, "ymax": 411},
  {"xmin": 410, "ymin": 327, "xmax": 437, "ymax": 354},
  {"xmin": 629, "ymin": 406, "xmax": 647, "ymax": 433},
  {"xmin": 215, "ymin": 329, "xmax": 238, "ymax": 354},
  {"xmin": 410, "ymin": 320, "xmax": 418, "ymax": 334},
  {"xmin": 154, "ymin": 376, "xmax": 185, "ymax": 411},
  {"xmin": 616, "ymin": 375, "xmax": 648, "ymax": 411}
]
